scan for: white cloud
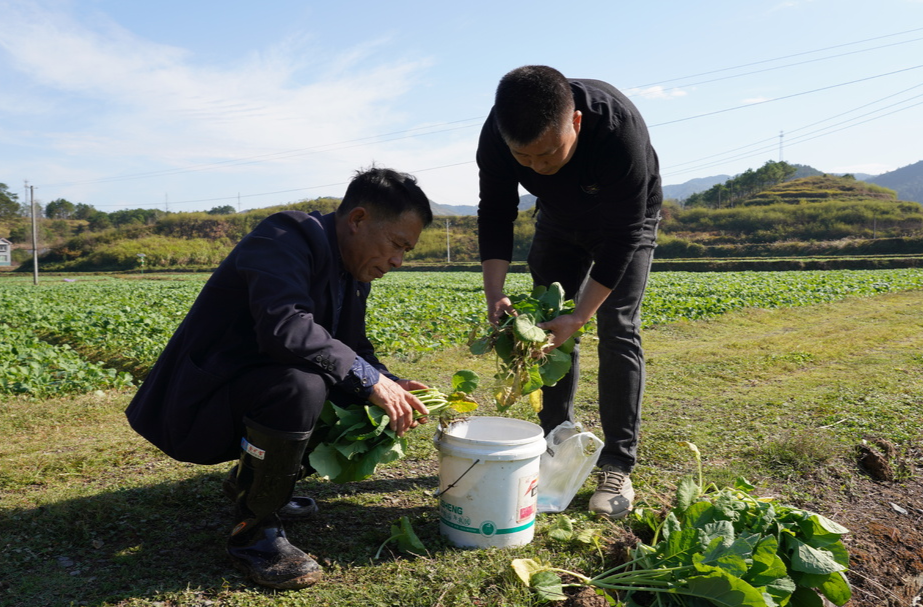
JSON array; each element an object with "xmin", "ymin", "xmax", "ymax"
[
  {"xmin": 626, "ymin": 86, "xmax": 687, "ymax": 100},
  {"xmin": 0, "ymin": 1, "xmax": 433, "ymax": 172}
]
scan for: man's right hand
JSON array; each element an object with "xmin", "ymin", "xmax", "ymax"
[
  {"xmin": 368, "ymin": 376, "xmax": 428, "ymax": 437},
  {"xmin": 482, "ymin": 259, "xmax": 514, "ymax": 326},
  {"xmin": 487, "ymin": 293, "xmax": 516, "ymax": 327}
]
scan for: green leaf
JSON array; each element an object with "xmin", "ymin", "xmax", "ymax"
[
  {"xmin": 451, "ymin": 369, "xmax": 479, "ymax": 394},
  {"xmin": 538, "ymin": 348, "xmax": 571, "ymax": 386},
  {"xmin": 495, "ymin": 332, "xmax": 514, "ymax": 363},
  {"xmin": 816, "ymin": 570, "xmax": 852, "ymax": 606},
  {"xmin": 333, "ymin": 438, "xmax": 370, "ymax": 459},
  {"xmin": 393, "ymin": 516, "xmax": 427, "ymax": 556},
  {"xmin": 469, "ymin": 335, "xmax": 492, "ymax": 356},
  {"xmin": 520, "ymin": 364, "xmax": 544, "ymax": 395},
  {"xmin": 513, "ymin": 315, "xmax": 547, "ymax": 343},
  {"xmin": 684, "ymin": 570, "xmax": 771, "ymax": 607},
  {"xmin": 787, "ymin": 537, "xmax": 847, "ymax": 575},
  {"xmin": 308, "ymin": 443, "xmax": 343, "ymax": 481},
  {"xmin": 345, "ymin": 405, "xmax": 388, "ymax": 440},
  {"xmin": 789, "ymin": 586, "xmax": 825, "ymax": 607},
  {"xmin": 809, "ymin": 513, "xmax": 849, "ymax": 536},
  {"xmin": 682, "ymin": 500, "xmax": 717, "ymax": 530},
  {"xmin": 695, "ymin": 534, "xmax": 754, "ymax": 578},
  {"xmin": 745, "ymin": 535, "xmax": 788, "ymax": 586},
  {"xmin": 548, "ymin": 515, "xmax": 575, "ymax": 542},
  {"xmin": 531, "ymin": 570, "xmax": 567, "ymax": 602},
  {"xmin": 538, "ymin": 282, "xmax": 565, "ymax": 316},
  {"xmin": 675, "ymin": 475, "xmax": 700, "ymax": 514}
]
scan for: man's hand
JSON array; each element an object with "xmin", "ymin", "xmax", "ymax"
[
  {"xmin": 487, "ymin": 293, "xmax": 516, "ymax": 327},
  {"xmin": 395, "ymin": 378, "xmax": 428, "ymax": 392},
  {"xmin": 537, "ymin": 314, "xmax": 585, "ymax": 352},
  {"xmin": 368, "ymin": 376, "xmax": 429, "ymax": 436}
]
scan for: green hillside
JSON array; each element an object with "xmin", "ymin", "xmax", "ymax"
[{"xmin": 3, "ymin": 171, "xmax": 922, "ymax": 273}]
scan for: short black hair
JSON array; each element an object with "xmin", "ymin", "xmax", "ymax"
[
  {"xmin": 337, "ymin": 166, "xmax": 433, "ymax": 227},
  {"xmin": 494, "ymin": 65, "xmax": 574, "ymax": 147}
]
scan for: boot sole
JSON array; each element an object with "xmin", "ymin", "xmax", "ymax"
[{"xmin": 231, "ymin": 559, "xmax": 323, "ymax": 590}]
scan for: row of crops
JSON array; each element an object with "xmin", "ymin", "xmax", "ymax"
[{"xmin": 1, "ymin": 269, "xmax": 921, "ymax": 397}]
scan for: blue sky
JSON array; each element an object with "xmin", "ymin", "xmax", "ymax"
[{"xmin": 2, "ymin": 0, "xmax": 922, "ymax": 213}]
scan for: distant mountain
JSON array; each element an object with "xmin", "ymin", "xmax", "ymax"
[
  {"xmin": 430, "ymin": 159, "xmax": 923, "ymax": 213},
  {"xmin": 430, "ymin": 201, "xmax": 477, "ymax": 216},
  {"xmin": 866, "ymin": 160, "xmax": 923, "ymax": 205},
  {"xmin": 664, "ymin": 164, "xmax": 876, "ymax": 201},
  {"xmin": 663, "ymin": 175, "xmax": 730, "ymax": 201},
  {"xmin": 431, "ymin": 194, "xmax": 536, "ymax": 216}
]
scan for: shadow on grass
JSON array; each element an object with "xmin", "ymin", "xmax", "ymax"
[{"xmin": 0, "ymin": 469, "xmax": 446, "ymax": 607}]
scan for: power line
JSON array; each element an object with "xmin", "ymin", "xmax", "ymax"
[
  {"xmin": 664, "ymin": 82, "xmax": 923, "ymax": 174},
  {"xmin": 630, "ymin": 26, "xmax": 923, "ymax": 89},
  {"xmin": 663, "ymin": 94, "xmax": 923, "ymax": 178},
  {"xmin": 649, "ymin": 63, "xmax": 923, "ymax": 128}
]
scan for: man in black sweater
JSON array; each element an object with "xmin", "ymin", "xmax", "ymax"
[{"xmin": 477, "ymin": 65, "xmax": 662, "ymax": 519}]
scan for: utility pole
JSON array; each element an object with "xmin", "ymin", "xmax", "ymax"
[
  {"xmin": 779, "ymin": 130, "xmax": 784, "ymax": 162},
  {"xmin": 30, "ymin": 185, "xmax": 38, "ymax": 285},
  {"xmin": 165, "ymin": 193, "xmax": 169, "ymax": 212},
  {"xmin": 238, "ymin": 192, "xmax": 241, "ymax": 212},
  {"xmin": 445, "ymin": 219, "xmax": 451, "ymax": 263}
]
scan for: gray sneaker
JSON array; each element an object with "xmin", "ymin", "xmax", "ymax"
[{"xmin": 588, "ymin": 465, "xmax": 635, "ymax": 519}]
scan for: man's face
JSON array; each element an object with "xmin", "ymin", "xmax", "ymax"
[
  {"xmin": 340, "ymin": 208, "xmax": 424, "ymax": 282},
  {"xmin": 508, "ymin": 110, "xmax": 582, "ymax": 176}
]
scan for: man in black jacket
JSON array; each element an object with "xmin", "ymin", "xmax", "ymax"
[
  {"xmin": 126, "ymin": 167, "xmax": 433, "ymax": 589},
  {"xmin": 477, "ymin": 66, "xmax": 662, "ymax": 520}
]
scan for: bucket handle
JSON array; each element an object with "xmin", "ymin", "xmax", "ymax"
[{"xmin": 431, "ymin": 458, "xmax": 480, "ymax": 499}]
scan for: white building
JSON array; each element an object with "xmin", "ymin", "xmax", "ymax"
[{"xmin": 0, "ymin": 238, "xmax": 11, "ymax": 266}]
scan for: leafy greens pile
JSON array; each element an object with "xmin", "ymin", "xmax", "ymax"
[
  {"xmin": 469, "ymin": 282, "xmax": 580, "ymax": 412},
  {"xmin": 513, "ymin": 443, "xmax": 851, "ymax": 606},
  {"xmin": 308, "ymin": 371, "xmax": 479, "ymax": 484}
]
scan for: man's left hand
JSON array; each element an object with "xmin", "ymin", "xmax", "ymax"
[{"xmin": 537, "ymin": 314, "xmax": 585, "ymax": 353}]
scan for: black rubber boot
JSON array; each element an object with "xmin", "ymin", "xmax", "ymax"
[
  {"xmin": 223, "ymin": 464, "xmax": 319, "ymax": 521},
  {"xmin": 226, "ymin": 424, "xmax": 322, "ymax": 590}
]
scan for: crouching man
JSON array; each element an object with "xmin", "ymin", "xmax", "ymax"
[{"xmin": 126, "ymin": 167, "xmax": 433, "ymax": 589}]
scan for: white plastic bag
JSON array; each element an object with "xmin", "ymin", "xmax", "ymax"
[{"xmin": 537, "ymin": 421, "xmax": 604, "ymax": 513}]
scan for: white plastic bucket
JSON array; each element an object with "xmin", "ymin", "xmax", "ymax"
[{"xmin": 433, "ymin": 416, "xmax": 546, "ymax": 548}]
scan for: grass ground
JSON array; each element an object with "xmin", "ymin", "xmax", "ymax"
[{"xmin": 1, "ymin": 290, "xmax": 922, "ymax": 606}]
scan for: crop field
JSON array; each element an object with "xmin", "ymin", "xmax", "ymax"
[
  {"xmin": 2, "ymin": 269, "xmax": 923, "ymax": 606},
  {"xmin": 1, "ymin": 268, "xmax": 922, "ymax": 397}
]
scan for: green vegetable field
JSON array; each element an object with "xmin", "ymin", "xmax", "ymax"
[
  {"xmin": 1, "ymin": 269, "xmax": 922, "ymax": 397},
  {"xmin": 1, "ymin": 268, "xmax": 922, "ymax": 606}
]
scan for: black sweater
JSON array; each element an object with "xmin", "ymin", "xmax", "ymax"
[{"xmin": 476, "ymin": 79, "xmax": 662, "ymax": 289}]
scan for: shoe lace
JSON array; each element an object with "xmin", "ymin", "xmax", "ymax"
[{"xmin": 598, "ymin": 468, "xmax": 627, "ymax": 492}]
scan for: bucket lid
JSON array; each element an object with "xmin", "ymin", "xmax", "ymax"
[
  {"xmin": 434, "ymin": 416, "xmax": 546, "ymax": 461},
  {"xmin": 440, "ymin": 416, "xmax": 543, "ymax": 445}
]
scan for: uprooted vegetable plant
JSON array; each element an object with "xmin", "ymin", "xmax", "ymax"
[
  {"xmin": 512, "ymin": 442, "xmax": 851, "ymax": 606},
  {"xmin": 308, "ymin": 370, "xmax": 479, "ymax": 484},
  {"xmin": 469, "ymin": 282, "xmax": 582, "ymax": 412}
]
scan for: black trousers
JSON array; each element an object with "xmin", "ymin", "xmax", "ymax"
[{"xmin": 527, "ymin": 214, "xmax": 660, "ymax": 472}]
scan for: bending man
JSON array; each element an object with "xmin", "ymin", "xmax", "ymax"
[{"xmin": 476, "ymin": 65, "xmax": 662, "ymax": 519}]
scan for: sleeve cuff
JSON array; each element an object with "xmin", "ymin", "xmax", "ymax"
[{"xmin": 336, "ymin": 356, "xmax": 381, "ymax": 399}]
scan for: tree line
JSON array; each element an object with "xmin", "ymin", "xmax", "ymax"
[{"xmin": 3, "ymin": 169, "xmax": 922, "ymax": 272}]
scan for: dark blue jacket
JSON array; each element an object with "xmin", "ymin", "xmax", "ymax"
[{"xmin": 125, "ymin": 211, "xmax": 390, "ymax": 463}]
